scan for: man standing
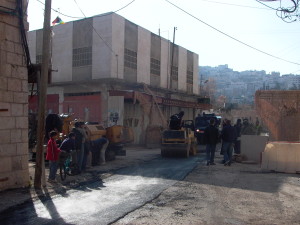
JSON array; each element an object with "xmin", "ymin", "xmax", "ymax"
[
  {"xmin": 204, "ymin": 118, "xmax": 219, "ymax": 166},
  {"xmin": 72, "ymin": 122, "xmax": 86, "ymax": 172},
  {"xmin": 169, "ymin": 111, "xmax": 185, "ymax": 130},
  {"xmin": 234, "ymin": 119, "xmax": 242, "ymax": 154},
  {"xmin": 221, "ymin": 120, "xmax": 236, "ymax": 166}
]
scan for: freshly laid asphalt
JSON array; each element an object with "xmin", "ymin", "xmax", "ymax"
[{"xmin": 0, "ymin": 146, "xmax": 206, "ymax": 225}]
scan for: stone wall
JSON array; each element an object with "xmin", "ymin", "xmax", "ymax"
[
  {"xmin": 255, "ymin": 90, "xmax": 300, "ymax": 141},
  {"xmin": 0, "ymin": 0, "xmax": 29, "ymax": 191}
]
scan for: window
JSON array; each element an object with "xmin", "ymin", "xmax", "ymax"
[
  {"xmin": 150, "ymin": 58, "xmax": 160, "ymax": 76},
  {"xmin": 36, "ymin": 55, "xmax": 42, "ymax": 64},
  {"xmin": 72, "ymin": 46, "xmax": 92, "ymax": 67},
  {"xmin": 124, "ymin": 48, "xmax": 137, "ymax": 69},
  {"xmin": 187, "ymin": 70, "xmax": 193, "ymax": 84},
  {"xmin": 171, "ymin": 66, "xmax": 178, "ymax": 81}
]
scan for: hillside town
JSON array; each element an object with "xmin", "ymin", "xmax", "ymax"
[{"xmin": 200, "ymin": 64, "xmax": 300, "ymax": 104}]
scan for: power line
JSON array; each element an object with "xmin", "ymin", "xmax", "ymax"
[
  {"xmin": 199, "ymin": 0, "xmax": 272, "ymax": 10},
  {"xmin": 72, "ymin": 0, "xmax": 116, "ymax": 55},
  {"xmin": 35, "ymin": 0, "xmax": 83, "ymax": 19},
  {"xmin": 164, "ymin": 0, "xmax": 300, "ymax": 67}
]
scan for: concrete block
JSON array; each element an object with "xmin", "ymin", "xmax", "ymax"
[
  {"xmin": 7, "ymin": 52, "xmax": 22, "ymax": 66},
  {"xmin": 23, "ymin": 103, "xmax": 28, "ymax": 115},
  {"xmin": 0, "ymin": 90, "xmax": 13, "ymax": 102},
  {"xmin": 0, "ymin": 130, "xmax": 10, "ymax": 143},
  {"xmin": 17, "ymin": 142, "xmax": 28, "ymax": 155},
  {"xmin": 13, "ymin": 92, "xmax": 27, "ymax": 103},
  {"xmin": 0, "ymin": 102, "xmax": 10, "ymax": 116},
  {"xmin": 8, "ymin": 78, "xmax": 21, "ymax": 91},
  {"xmin": 13, "ymin": 169, "xmax": 30, "ymax": 188},
  {"xmin": 11, "ymin": 156, "xmax": 23, "ymax": 170},
  {"xmin": 0, "ymin": 77, "xmax": 7, "ymax": 90},
  {"xmin": 0, "ymin": 40, "xmax": 14, "ymax": 52},
  {"xmin": 0, "ymin": 117, "xmax": 15, "ymax": 129},
  {"xmin": 16, "ymin": 117, "xmax": 28, "ymax": 129},
  {"xmin": 10, "ymin": 129, "xmax": 21, "ymax": 143},
  {"xmin": 5, "ymin": 24, "xmax": 19, "ymax": 43},
  {"xmin": 21, "ymin": 80, "xmax": 28, "ymax": 92},
  {"xmin": 0, "ymin": 143, "xmax": 17, "ymax": 157},
  {"xmin": 0, "ymin": 50, "xmax": 7, "ymax": 65},
  {"xmin": 0, "ymin": 1, "xmax": 15, "ymax": 12},
  {"xmin": 11, "ymin": 103, "xmax": 23, "ymax": 116},
  {"xmin": 0, "ymin": 172, "xmax": 12, "ymax": 191},
  {"xmin": 21, "ymin": 128, "xmax": 28, "ymax": 143},
  {"xmin": 0, "ymin": 64, "xmax": 12, "ymax": 77},
  {"xmin": 14, "ymin": 43, "xmax": 23, "ymax": 54},
  {"xmin": 15, "ymin": 66, "xmax": 27, "ymax": 80},
  {"xmin": 261, "ymin": 142, "xmax": 300, "ymax": 173},
  {"xmin": 0, "ymin": 157, "xmax": 12, "ymax": 172},
  {"xmin": 241, "ymin": 135, "xmax": 269, "ymax": 163},
  {"xmin": 21, "ymin": 155, "xmax": 29, "ymax": 170}
]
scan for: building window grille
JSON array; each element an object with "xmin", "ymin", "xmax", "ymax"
[
  {"xmin": 124, "ymin": 48, "xmax": 137, "ymax": 69},
  {"xmin": 150, "ymin": 58, "xmax": 160, "ymax": 76},
  {"xmin": 187, "ymin": 70, "xmax": 193, "ymax": 84},
  {"xmin": 72, "ymin": 46, "xmax": 92, "ymax": 67},
  {"xmin": 171, "ymin": 66, "xmax": 178, "ymax": 81},
  {"xmin": 187, "ymin": 84, "xmax": 193, "ymax": 93},
  {"xmin": 36, "ymin": 55, "xmax": 43, "ymax": 64}
]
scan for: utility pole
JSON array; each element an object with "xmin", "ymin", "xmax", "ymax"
[
  {"xmin": 170, "ymin": 27, "xmax": 177, "ymax": 90},
  {"xmin": 34, "ymin": 0, "xmax": 52, "ymax": 188}
]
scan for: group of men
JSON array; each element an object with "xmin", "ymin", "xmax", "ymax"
[
  {"xmin": 46, "ymin": 121, "xmax": 109, "ymax": 183},
  {"xmin": 204, "ymin": 118, "xmax": 255, "ymax": 166}
]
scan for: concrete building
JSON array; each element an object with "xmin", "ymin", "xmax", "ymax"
[
  {"xmin": 28, "ymin": 13, "xmax": 208, "ymax": 144},
  {"xmin": 0, "ymin": 0, "xmax": 29, "ymax": 191}
]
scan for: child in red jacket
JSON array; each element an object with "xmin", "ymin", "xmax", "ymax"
[{"xmin": 46, "ymin": 131, "xmax": 61, "ymax": 182}]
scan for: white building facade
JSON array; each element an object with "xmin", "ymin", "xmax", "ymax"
[{"xmin": 28, "ymin": 13, "xmax": 207, "ymax": 144}]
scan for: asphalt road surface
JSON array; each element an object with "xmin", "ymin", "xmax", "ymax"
[{"xmin": 0, "ymin": 155, "xmax": 204, "ymax": 225}]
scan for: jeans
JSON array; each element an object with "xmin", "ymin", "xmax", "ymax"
[
  {"xmin": 49, "ymin": 160, "xmax": 58, "ymax": 180},
  {"xmin": 77, "ymin": 143, "xmax": 84, "ymax": 171},
  {"xmin": 234, "ymin": 140, "xmax": 241, "ymax": 154},
  {"xmin": 222, "ymin": 142, "xmax": 234, "ymax": 163},
  {"xmin": 206, "ymin": 144, "xmax": 216, "ymax": 163}
]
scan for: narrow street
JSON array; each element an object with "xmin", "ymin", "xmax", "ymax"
[
  {"xmin": 114, "ymin": 153, "xmax": 300, "ymax": 225},
  {"xmin": 0, "ymin": 154, "xmax": 203, "ymax": 225}
]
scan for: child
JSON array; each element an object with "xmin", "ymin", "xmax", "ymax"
[{"xmin": 46, "ymin": 130, "xmax": 61, "ymax": 183}]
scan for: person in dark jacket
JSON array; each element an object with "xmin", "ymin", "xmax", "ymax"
[
  {"xmin": 169, "ymin": 111, "xmax": 184, "ymax": 130},
  {"xmin": 221, "ymin": 120, "xmax": 237, "ymax": 166},
  {"xmin": 59, "ymin": 132, "xmax": 75, "ymax": 153},
  {"xmin": 234, "ymin": 119, "xmax": 242, "ymax": 154},
  {"xmin": 204, "ymin": 118, "xmax": 219, "ymax": 166}
]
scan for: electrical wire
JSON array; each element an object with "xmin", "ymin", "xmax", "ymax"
[
  {"xmin": 164, "ymin": 0, "xmax": 300, "ymax": 67},
  {"xmin": 17, "ymin": 0, "xmax": 32, "ymax": 67},
  {"xmin": 35, "ymin": 0, "xmax": 136, "ymax": 20},
  {"xmin": 255, "ymin": 0, "xmax": 300, "ymax": 22},
  {"xmin": 199, "ymin": 0, "xmax": 272, "ymax": 10},
  {"xmin": 114, "ymin": 0, "xmax": 136, "ymax": 13},
  {"xmin": 35, "ymin": 0, "xmax": 83, "ymax": 19},
  {"xmin": 72, "ymin": 0, "xmax": 116, "ymax": 55}
]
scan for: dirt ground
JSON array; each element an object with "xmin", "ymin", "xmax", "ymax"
[{"xmin": 113, "ymin": 153, "xmax": 300, "ymax": 225}]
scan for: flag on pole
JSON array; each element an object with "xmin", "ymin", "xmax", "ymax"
[{"xmin": 52, "ymin": 16, "xmax": 65, "ymax": 25}]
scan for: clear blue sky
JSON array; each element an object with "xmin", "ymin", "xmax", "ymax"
[{"xmin": 27, "ymin": 0, "xmax": 300, "ymax": 75}]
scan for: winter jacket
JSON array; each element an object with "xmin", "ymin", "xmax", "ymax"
[
  {"xmin": 221, "ymin": 125, "xmax": 237, "ymax": 143},
  {"xmin": 204, "ymin": 125, "xmax": 219, "ymax": 145},
  {"xmin": 46, "ymin": 137, "xmax": 61, "ymax": 161},
  {"xmin": 59, "ymin": 138, "xmax": 75, "ymax": 153}
]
